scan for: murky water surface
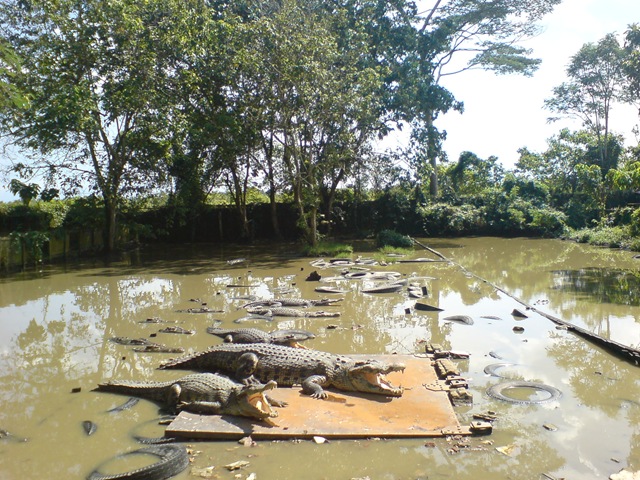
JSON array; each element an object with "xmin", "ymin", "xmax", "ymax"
[{"xmin": 1, "ymin": 237, "xmax": 639, "ymax": 479}]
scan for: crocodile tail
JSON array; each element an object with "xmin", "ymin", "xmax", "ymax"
[
  {"xmin": 95, "ymin": 380, "xmax": 172, "ymax": 403},
  {"xmin": 158, "ymin": 353, "xmax": 204, "ymax": 370}
]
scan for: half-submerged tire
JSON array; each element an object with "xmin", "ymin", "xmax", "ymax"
[
  {"xmin": 487, "ymin": 381, "xmax": 561, "ymax": 404},
  {"xmin": 87, "ymin": 444, "xmax": 189, "ymax": 480}
]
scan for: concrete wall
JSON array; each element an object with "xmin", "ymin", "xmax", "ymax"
[{"xmin": 0, "ymin": 229, "xmax": 104, "ymax": 271}]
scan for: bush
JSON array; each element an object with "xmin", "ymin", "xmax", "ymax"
[
  {"xmin": 529, "ymin": 207, "xmax": 568, "ymax": 237},
  {"xmin": 418, "ymin": 203, "xmax": 486, "ymax": 236},
  {"xmin": 567, "ymin": 225, "xmax": 630, "ymax": 248},
  {"xmin": 376, "ymin": 229, "xmax": 413, "ymax": 248}
]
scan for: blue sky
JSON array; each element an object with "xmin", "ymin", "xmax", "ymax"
[
  {"xmin": 430, "ymin": 0, "xmax": 640, "ymax": 169},
  {"xmin": 1, "ymin": 0, "xmax": 639, "ymax": 202}
]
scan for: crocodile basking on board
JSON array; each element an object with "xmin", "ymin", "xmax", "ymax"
[
  {"xmin": 207, "ymin": 327, "xmax": 316, "ymax": 348},
  {"xmin": 159, "ymin": 343, "xmax": 405, "ymax": 399},
  {"xmin": 94, "ymin": 372, "xmax": 279, "ymax": 419}
]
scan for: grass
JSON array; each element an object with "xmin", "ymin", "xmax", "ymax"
[
  {"xmin": 302, "ymin": 241, "xmax": 354, "ymax": 257},
  {"xmin": 565, "ymin": 225, "xmax": 640, "ymax": 251}
]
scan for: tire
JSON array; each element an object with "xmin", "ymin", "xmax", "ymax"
[
  {"xmin": 483, "ymin": 363, "xmax": 516, "ymax": 378},
  {"xmin": 487, "ymin": 381, "xmax": 562, "ymax": 404},
  {"xmin": 87, "ymin": 444, "xmax": 189, "ymax": 480}
]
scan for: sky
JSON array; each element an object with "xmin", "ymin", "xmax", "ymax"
[
  {"xmin": 410, "ymin": 0, "xmax": 640, "ymax": 170},
  {"xmin": 1, "ymin": 0, "xmax": 639, "ymax": 202}
]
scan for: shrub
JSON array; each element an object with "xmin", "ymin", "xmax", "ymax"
[
  {"xmin": 529, "ymin": 207, "xmax": 568, "ymax": 236},
  {"xmin": 376, "ymin": 229, "xmax": 413, "ymax": 248},
  {"xmin": 418, "ymin": 203, "xmax": 486, "ymax": 236}
]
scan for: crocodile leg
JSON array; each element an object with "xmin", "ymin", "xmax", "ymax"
[
  {"xmin": 177, "ymin": 400, "xmax": 224, "ymax": 415},
  {"xmin": 301, "ymin": 374, "xmax": 329, "ymax": 399}
]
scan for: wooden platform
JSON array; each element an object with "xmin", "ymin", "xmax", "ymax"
[{"xmin": 166, "ymin": 354, "xmax": 471, "ymax": 440}]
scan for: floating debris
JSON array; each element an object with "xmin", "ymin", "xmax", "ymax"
[
  {"xmin": 306, "ymin": 271, "xmax": 322, "ymax": 281},
  {"xmin": 224, "ymin": 460, "xmax": 250, "ymax": 471},
  {"xmin": 227, "ymin": 258, "xmax": 247, "ymax": 265},
  {"xmin": 443, "ymin": 315, "xmax": 474, "ymax": 325},
  {"xmin": 314, "ymin": 286, "xmax": 348, "ymax": 294},
  {"xmin": 414, "ymin": 302, "xmax": 444, "ymax": 312},
  {"xmin": 362, "ymin": 283, "xmax": 403, "ymax": 294},
  {"xmin": 82, "ymin": 420, "xmax": 97, "ymax": 436},
  {"xmin": 511, "ymin": 308, "xmax": 528, "ymax": 318}
]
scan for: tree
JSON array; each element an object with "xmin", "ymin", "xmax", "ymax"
[
  {"xmin": 408, "ymin": 0, "xmax": 561, "ymax": 197},
  {"xmin": 0, "ymin": 0, "xmax": 177, "ymax": 251},
  {"xmin": 0, "ymin": 40, "xmax": 28, "ymax": 109},
  {"xmin": 9, "ymin": 179, "xmax": 39, "ymax": 205},
  {"xmin": 444, "ymin": 151, "xmax": 504, "ymax": 196},
  {"xmin": 235, "ymin": 0, "xmax": 387, "ymax": 246},
  {"xmin": 545, "ymin": 33, "xmax": 630, "ymax": 169}
]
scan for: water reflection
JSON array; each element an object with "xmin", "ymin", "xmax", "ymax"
[
  {"xmin": 552, "ymin": 267, "xmax": 640, "ymax": 306},
  {"xmin": 0, "ymin": 238, "xmax": 639, "ymax": 478}
]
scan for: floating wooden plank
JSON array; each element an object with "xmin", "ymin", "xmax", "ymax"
[{"xmin": 166, "ymin": 355, "xmax": 471, "ymax": 440}]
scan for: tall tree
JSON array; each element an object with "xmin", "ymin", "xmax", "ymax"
[
  {"xmin": 0, "ymin": 0, "xmax": 177, "ymax": 251},
  {"xmin": 545, "ymin": 33, "xmax": 629, "ymax": 169},
  {"xmin": 408, "ymin": 0, "xmax": 561, "ymax": 197},
  {"xmin": 237, "ymin": 0, "xmax": 387, "ymax": 245}
]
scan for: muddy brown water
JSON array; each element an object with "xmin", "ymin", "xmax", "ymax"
[{"xmin": 1, "ymin": 237, "xmax": 639, "ymax": 479}]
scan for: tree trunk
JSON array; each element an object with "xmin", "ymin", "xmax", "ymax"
[
  {"xmin": 104, "ymin": 197, "xmax": 117, "ymax": 253},
  {"xmin": 426, "ymin": 113, "xmax": 438, "ymax": 197},
  {"xmin": 269, "ymin": 190, "xmax": 281, "ymax": 239}
]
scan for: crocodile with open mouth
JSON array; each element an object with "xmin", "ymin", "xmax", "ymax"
[
  {"xmin": 94, "ymin": 372, "xmax": 279, "ymax": 419},
  {"xmin": 159, "ymin": 343, "xmax": 405, "ymax": 399}
]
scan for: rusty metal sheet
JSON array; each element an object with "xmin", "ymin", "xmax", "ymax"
[{"xmin": 166, "ymin": 354, "xmax": 470, "ymax": 439}]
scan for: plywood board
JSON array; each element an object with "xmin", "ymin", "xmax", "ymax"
[{"xmin": 166, "ymin": 354, "xmax": 470, "ymax": 439}]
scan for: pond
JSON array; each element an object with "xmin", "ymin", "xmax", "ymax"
[{"xmin": 1, "ymin": 237, "xmax": 639, "ymax": 479}]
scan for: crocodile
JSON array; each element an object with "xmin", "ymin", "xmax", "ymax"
[
  {"xmin": 277, "ymin": 297, "xmax": 343, "ymax": 307},
  {"xmin": 245, "ymin": 306, "xmax": 341, "ymax": 318},
  {"xmin": 159, "ymin": 343, "xmax": 405, "ymax": 399},
  {"xmin": 206, "ymin": 327, "xmax": 315, "ymax": 348},
  {"xmin": 241, "ymin": 298, "xmax": 342, "ymax": 309},
  {"xmin": 94, "ymin": 372, "xmax": 279, "ymax": 419}
]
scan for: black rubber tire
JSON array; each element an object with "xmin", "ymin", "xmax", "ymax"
[
  {"xmin": 487, "ymin": 381, "xmax": 562, "ymax": 404},
  {"xmin": 87, "ymin": 444, "xmax": 189, "ymax": 480},
  {"xmin": 483, "ymin": 363, "xmax": 517, "ymax": 378}
]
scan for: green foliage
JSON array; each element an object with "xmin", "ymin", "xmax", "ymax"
[
  {"xmin": 567, "ymin": 225, "xmax": 632, "ymax": 249},
  {"xmin": 629, "ymin": 208, "xmax": 640, "ymax": 236},
  {"xmin": 376, "ymin": 230, "xmax": 413, "ymax": 249},
  {"xmin": 443, "ymin": 151, "xmax": 505, "ymax": 196},
  {"xmin": 9, "ymin": 179, "xmax": 40, "ymax": 205},
  {"xmin": 529, "ymin": 207, "xmax": 568, "ymax": 236},
  {"xmin": 9, "ymin": 230, "xmax": 49, "ymax": 265},
  {"xmin": 371, "ymin": 187, "xmax": 417, "ymax": 233},
  {"xmin": 418, "ymin": 203, "xmax": 486, "ymax": 236}
]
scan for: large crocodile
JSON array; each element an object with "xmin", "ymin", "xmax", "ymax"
[
  {"xmin": 159, "ymin": 343, "xmax": 405, "ymax": 399},
  {"xmin": 94, "ymin": 372, "xmax": 278, "ymax": 419},
  {"xmin": 206, "ymin": 327, "xmax": 315, "ymax": 348}
]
